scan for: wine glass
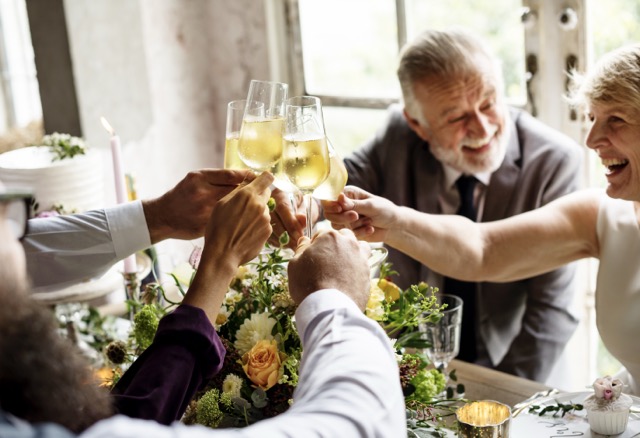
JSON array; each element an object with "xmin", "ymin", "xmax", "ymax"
[
  {"xmin": 224, "ymin": 99, "xmax": 255, "ymax": 170},
  {"xmin": 237, "ymin": 80, "xmax": 288, "ymax": 173},
  {"xmin": 420, "ymin": 294, "xmax": 463, "ymax": 372},
  {"xmin": 312, "ymin": 138, "xmax": 348, "ymax": 201},
  {"xmin": 282, "ymin": 96, "xmax": 330, "ymax": 237}
]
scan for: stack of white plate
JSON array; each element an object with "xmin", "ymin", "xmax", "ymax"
[{"xmin": 0, "ymin": 146, "xmax": 104, "ymax": 214}]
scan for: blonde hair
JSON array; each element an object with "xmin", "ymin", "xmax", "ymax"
[
  {"xmin": 570, "ymin": 44, "xmax": 640, "ymax": 111},
  {"xmin": 397, "ymin": 28, "xmax": 502, "ymax": 120}
]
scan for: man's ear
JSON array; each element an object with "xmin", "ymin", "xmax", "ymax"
[{"xmin": 403, "ymin": 108, "xmax": 430, "ymax": 142}]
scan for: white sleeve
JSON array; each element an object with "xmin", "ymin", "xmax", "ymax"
[
  {"xmin": 81, "ymin": 289, "xmax": 406, "ymax": 438},
  {"xmin": 23, "ymin": 201, "xmax": 151, "ymax": 292}
]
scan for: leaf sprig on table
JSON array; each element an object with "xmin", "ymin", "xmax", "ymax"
[{"xmin": 528, "ymin": 400, "xmax": 584, "ymax": 417}]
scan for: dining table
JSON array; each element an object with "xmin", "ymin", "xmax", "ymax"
[{"xmin": 449, "ymin": 359, "xmax": 557, "ymax": 408}]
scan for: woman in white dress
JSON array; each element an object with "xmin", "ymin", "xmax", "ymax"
[{"xmin": 324, "ymin": 43, "xmax": 640, "ymax": 395}]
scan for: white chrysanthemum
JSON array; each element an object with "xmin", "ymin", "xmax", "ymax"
[
  {"xmin": 366, "ymin": 281, "xmax": 385, "ymax": 321},
  {"xmin": 234, "ymin": 312, "xmax": 277, "ymax": 355},
  {"xmin": 214, "ymin": 305, "xmax": 231, "ymax": 330},
  {"xmin": 224, "ymin": 290, "xmax": 243, "ymax": 306},
  {"xmin": 222, "ymin": 374, "xmax": 244, "ymax": 398}
]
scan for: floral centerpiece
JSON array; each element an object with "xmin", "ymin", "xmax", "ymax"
[{"xmin": 77, "ymin": 244, "xmax": 465, "ymax": 436}]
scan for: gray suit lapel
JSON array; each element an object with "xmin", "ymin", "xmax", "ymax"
[{"xmin": 483, "ymin": 112, "xmax": 522, "ymax": 223}]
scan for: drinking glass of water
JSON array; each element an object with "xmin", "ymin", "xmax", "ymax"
[{"xmin": 420, "ymin": 294, "xmax": 463, "ymax": 372}]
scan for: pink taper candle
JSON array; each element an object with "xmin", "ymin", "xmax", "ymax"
[{"xmin": 101, "ymin": 117, "xmax": 137, "ymax": 274}]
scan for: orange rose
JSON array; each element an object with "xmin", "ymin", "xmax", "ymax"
[{"xmin": 241, "ymin": 339, "xmax": 286, "ymax": 390}]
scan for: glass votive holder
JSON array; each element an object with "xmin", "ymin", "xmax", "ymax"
[{"xmin": 456, "ymin": 400, "xmax": 511, "ymax": 438}]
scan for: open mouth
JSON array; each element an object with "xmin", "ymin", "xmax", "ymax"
[
  {"xmin": 602, "ymin": 158, "xmax": 629, "ymax": 175},
  {"xmin": 461, "ymin": 134, "xmax": 495, "ymax": 153},
  {"xmin": 462, "ymin": 141, "xmax": 491, "ymax": 153}
]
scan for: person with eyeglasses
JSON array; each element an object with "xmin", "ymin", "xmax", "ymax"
[
  {"xmin": 19, "ymin": 168, "xmax": 301, "ymax": 292},
  {"xmin": 0, "ymin": 173, "xmax": 405, "ymax": 438}
]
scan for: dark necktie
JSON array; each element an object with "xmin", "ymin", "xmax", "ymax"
[{"xmin": 444, "ymin": 175, "xmax": 478, "ymax": 363}]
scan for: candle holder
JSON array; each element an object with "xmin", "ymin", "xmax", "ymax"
[
  {"xmin": 122, "ymin": 271, "xmax": 140, "ymax": 321},
  {"xmin": 456, "ymin": 400, "xmax": 511, "ymax": 438}
]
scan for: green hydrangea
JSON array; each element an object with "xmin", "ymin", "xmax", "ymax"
[
  {"xmin": 279, "ymin": 350, "xmax": 300, "ymax": 386},
  {"xmin": 196, "ymin": 389, "xmax": 223, "ymax": 428},
  {"xmin": 410, "ymin": 368, "xmax": 446, "ymax": 402},
  {"xmin": 133, "ymin": 305, "xmax": 159, "ymax": 351},
  {"xmin": 219, "ymin": 392, "xmax": 233, "ymax": 409}
]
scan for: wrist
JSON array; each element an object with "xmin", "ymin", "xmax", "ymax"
[{"xmin": 142, "ymin": 198, "xmax": 171, "ymax": 244}]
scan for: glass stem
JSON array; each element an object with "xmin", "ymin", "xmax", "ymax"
[{"xmin": 304, "ymin": 192, "xmax": 313, "ymax": 238}]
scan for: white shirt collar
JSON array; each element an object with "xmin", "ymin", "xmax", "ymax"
[{"xmin": 443, "ymin": 164, "xmax": 491, "ymax": 188}]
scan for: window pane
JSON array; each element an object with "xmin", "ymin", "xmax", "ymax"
[
  {"xmin": 590, "ymin": 0, "xmax": 640, "ymax": 59},
  {"xmin": 323, "ymin": 107, "xmax": 387, "ymax": 156},
  {"xmin": 298, "ymin": 0, "xmax": 401, "ymax": 99},
  {"xmin": 404, "ymin": 0, "xmax": 525, "ymax": 104}
]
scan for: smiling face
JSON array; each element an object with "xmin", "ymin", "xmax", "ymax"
[
  {"xmin": 403, "ymin": 54, "xmax": 508, "ymax": 174},
  {"xmin": 585, "ymin": 101, "xmax": 640, "ymax": 201}
]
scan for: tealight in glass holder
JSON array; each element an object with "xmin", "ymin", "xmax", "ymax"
[{"xmin": 456, "ymin": 400, "xmax": 511, "ymax": 438}]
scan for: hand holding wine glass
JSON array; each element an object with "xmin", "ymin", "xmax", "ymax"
[{"xmin": 283, "ymin": 96, "xmax": 330, "ymax": 237}]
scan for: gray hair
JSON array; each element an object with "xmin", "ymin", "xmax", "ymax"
[
  {"xmin": 397, "ymin": 29, "xmax": 502, "ymax": 120},
  {"xmin": 569, "ymin": 43, "xmax": 640, "ymax": 111}
]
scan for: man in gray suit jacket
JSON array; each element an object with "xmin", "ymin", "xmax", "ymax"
[{"xmin": 334, "ymin": 29, "xmax": 583, "ymax": 382}]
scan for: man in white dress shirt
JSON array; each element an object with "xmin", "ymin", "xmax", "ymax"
[
  {"xmin": 22, "ymin": 168, "xmax": 302, "ymax": 291},
  {"xmin": 0, "ymin": 173, "xmax": 406, "ymax": 438}
]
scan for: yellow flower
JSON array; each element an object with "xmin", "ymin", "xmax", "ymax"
[
  {"xmin": 366, "ymin": 279, "xmax": 386, "ymax": 321},
  {"xmin": 241, "ymin": 339, "xmax": 286, "ymax": 390},
  {"xmin": 234, "ymin": 312, "xmax": 277, "ymax": 355},
  {"xmin": 378, "ymin": 278, "xmax": 401, "ymax": 302}
]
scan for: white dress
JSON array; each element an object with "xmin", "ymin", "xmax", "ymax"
[{"xmin": 596, "ymin": 195, "xmax": 640, "ymax": 395}]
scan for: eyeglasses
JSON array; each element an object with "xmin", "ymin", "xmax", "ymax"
[{"xmin": 0, "ymin": 191, "xmax": 33, "ymax": 240}]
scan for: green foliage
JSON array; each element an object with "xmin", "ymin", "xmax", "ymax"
[
  {"xmin": 196, "ymin": 389, "xmax": 224, "ymax": 428},
  {"xmin": 379, "ymin": 279, "xmax": 444, "ymax": 350},
  {"xmin": 41, "ymin": 132, "xmax": 87, "ymax": 161},
  {"xmin": 528, "ymin": 401, "xmax": 584, "ymax": 417},
  {"xmin": 132, "ymin": 305, "xmax": 160, "ymax": 351},
  {"xmin": 409, "ymin": 368, "xmax": 447, "ymax": 403}
]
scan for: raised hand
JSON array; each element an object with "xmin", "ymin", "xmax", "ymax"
[
  {"xmin": 288, "ymin": 229, "xmax": 371, "ymax": 310},
  {"xmin": 183, "ymin": 171, "xmax": 274, "ymax": 324},
  {"xmin": 142, "ymin": 169, "xmax": 255, "ymax": 243},
  {"xmin": 322, "ymin": 185, "xmax": 399, "ymax": 242}
]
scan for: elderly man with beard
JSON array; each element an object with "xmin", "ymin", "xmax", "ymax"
[{"xmin": 336, "ymin": 28, "xmax": 584, "ymax": 382}]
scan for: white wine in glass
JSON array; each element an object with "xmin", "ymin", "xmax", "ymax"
[
  {"xmin": 282, "ymin": 133, "xmax": 330, "ymax": 192},
  {"xmin": 224, "ymin": 99, "xmax": 252, "ymax": 170},
  {"xmin": 237, "ymin": 80, "xmax": 288, "ymax": 172},
  {"xmin": 312, "ymin": 139, "xmax": 348, "ymax": 201},
  {"xmin": 283, "ymin": 96, "xmax": 330, "ymax": 237},
  {"xmin": 238, "ymin": 117, "xmax": 285, "ymax": 171}
]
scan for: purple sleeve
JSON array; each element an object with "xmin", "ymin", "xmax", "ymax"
[{"xmin": 111, "ymin": 304, "xmax": 226, "ymax": 425}]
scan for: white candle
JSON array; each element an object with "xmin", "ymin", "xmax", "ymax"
[{"xmin": 101, "ymin": 117, "xmax": 137, "ymax": 274}]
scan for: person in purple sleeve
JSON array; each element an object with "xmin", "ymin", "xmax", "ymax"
[{"xmin": 0, "ymin": 170, "xmax": 405, "ymax": 438}]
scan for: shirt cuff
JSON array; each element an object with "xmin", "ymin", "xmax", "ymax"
[
  {"xmin": 294, "ymin": 289, "xmax": 363, "ymax": 341},
  {"xmin": 105, "ymin": 201, "xmax": 151, "ymax": 260}
]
